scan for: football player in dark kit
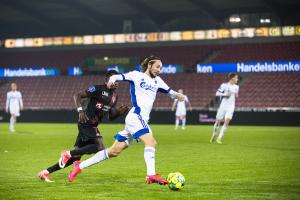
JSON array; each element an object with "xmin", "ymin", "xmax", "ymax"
[{"xmin": 38, "ymin": 70, "xmax": 129, "ymax": 182}]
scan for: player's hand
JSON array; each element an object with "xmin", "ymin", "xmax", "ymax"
[
  {"xmin": 177, "ymin": 93, "xmax": 185, "ymax": 101},
  {"xmin": 118, "ymin": 104, "xmax": 129, "ymax": 115},
  {"xmin": 79, "ymin": 111, "xmax": 89, "ymax": 123},
  {"xmin": 5, "ymin": 108, "xmax": 8, "ymax": 113}
]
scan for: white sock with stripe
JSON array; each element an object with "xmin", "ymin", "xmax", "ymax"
[
  {"xmin": 175, "ymin": 119, "xmax": 179, "ymax": 129},
  {"xmin": 182, "ymin": 118, "xmax": 186, "ymax": 128},
  {"xmin": 218, "ymin": 124, "xmax": 228, "ymax": 141},
  {"xmin": 79, "ymin": 149, "xmax": 109, "ymax": 169},
  {"xmin": 212, "ymin": 121, "xmax": 219, "ymax": 138},
  {"xmin": 144, "ymin": 147, "xmax": 155, "ymax": 176}
]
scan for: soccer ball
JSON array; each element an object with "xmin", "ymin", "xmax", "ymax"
[{"xmin": 166, "ymin": 172, "xmax": 185, "ymax": 191}]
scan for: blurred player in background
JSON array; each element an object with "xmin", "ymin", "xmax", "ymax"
[
  {"xmin": 38, "ymin": 70, "xmax": 129, "ymax": 182},
  {"xmin": 68, "ymin": 56, "xmax": 185, "ymax": 184},
  {"xmin": 210, "ymin": 73, "xmax": 239, "ymax": 144},
  {"xmin": 172, "ymin": 89, "xmax": 192, "ymax": 130},
  {"xmin": 6, "ymin": 83, "xmax": 23, "ymax": 132}
]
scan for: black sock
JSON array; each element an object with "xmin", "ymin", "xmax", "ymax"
[
  {"xmin": 47, "ymin": 163, "xmax": 60, "ymax": 174},
  {"xmin": 46, "ymin": 157, "xmax": 81, "ymax": 174}
]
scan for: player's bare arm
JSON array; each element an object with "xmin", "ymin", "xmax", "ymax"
[{"xmin": 74, "ymin": 90, "xmax": 90, "ymax": 123}]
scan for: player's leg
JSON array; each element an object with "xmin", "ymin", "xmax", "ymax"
[
  {"xmin": 68, "ymin": 130, "xmax": 130, "ymax": 182},
  {"xmin": 217, "ymin": 119, "xmax": 230, "ymax": 144},
  {"xmin": 217, "ymin": 110, "xmax": 233, "ymax": 144},
  {"xmin": 39, "ymin": 135, "xmax": 85, "ymax": 182},
  {"xmin": 9, "ymin": 114, "xmax": 16, "ymax": 132},
  {"xmin": 211, "ymin": 119, "xmax": 221, "ymax": 143},
  {"xmin": 39, "ymin": 156, "xmax": 81, "ymax": 182},
  {"xmin": 211, "ymin": 108, "xmax": 224, "ymax": 143},
  {"xmin": 181, "ymin": 114, "xmax": 186, "ymax": 130},
  {"xmin": 139, "ymin": 133, "xmax": 167, "ymax": 185},
  {"xmin": 175, "ymin": 115, "xmax": 180, "ymax": 130},
  {"xmin": 59, "ymin": 127, "xmax": 104, "ymax": 167}
]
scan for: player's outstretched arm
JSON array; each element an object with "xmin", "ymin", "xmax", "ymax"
[{"xmin": 107, "ymin": 74, "xmax": 126, "ymax": 89}]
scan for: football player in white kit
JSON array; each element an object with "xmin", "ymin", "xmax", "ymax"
[
  {"xmin": 69, "ymin": 56, "xmax": 185, "ymax": 184},
  {"xmin": 172, "ymin": 89, "xmax": 192, "ymax": 130},
  {"xmin": 210, "ymin": 73, "xmax": 239, "ymax": 144},
  {"xmin": 6, "ymin": 83, "xmax": 23, "ymax": 132}
]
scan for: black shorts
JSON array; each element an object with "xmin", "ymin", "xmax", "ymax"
[
  {"xmin": 75, "ymin": 123, "xmax": 104, "ymax": 149},
  {"xmin": 74, "ymin": 135, "xmax": 104, "ymax": 151},
  {"xmin": 77, "ymin": 123, "xmax": 101, "ymax": 140}
]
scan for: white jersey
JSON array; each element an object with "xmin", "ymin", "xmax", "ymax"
[
  {"xmin": 6, "ymin": 91, "xmax": 23, "ymax": 116},
  {"xmin": 110, "ymin": 71, "xmax": 176, "ymax": 122},
  {"xmin": 216, "ymin": 82, "xmax": 239, "ymax": 109},
  {"xmin": 174, "ymin": 96, "xmax": 189, "ymax": 115}
]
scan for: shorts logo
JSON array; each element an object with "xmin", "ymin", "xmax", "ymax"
[
  {"xmin": 96, "ymin": 103, "xmax": 103, "ymax": 110},
  {"xmin": 88, "ymin": 86, "xmax": 96, "ymax": 93}
]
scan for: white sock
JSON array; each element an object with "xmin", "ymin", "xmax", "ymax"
[
  {"xmin": 10, "ymin": 116, "xmax": 14, "ymax": 130},
  {"xmin": 79, "ymin": 149, "xmax": 109, "ymax": 170},
  {"xmin": 182, "ymin": 118, "xmax": 186, "ymax": 128},
  {"xmin": 212, "ymin": 122, "xmax": 219, "ymax": 138},
  {"xmin": 175, "ymin": 119, "xmax": 179, "ymax": 129},
  {"xmin": 218, "ymin": 124, "xmax": 228, "ymax": 140},
  {"xmin": 144, "ymin": 147, "xmax": 155, "ymax": 176}
]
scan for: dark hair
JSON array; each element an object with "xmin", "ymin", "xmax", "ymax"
[
  {"xmin": 228, "ymin": 73, "xmax": 238, "ymax": 80},
  {"xmin": 140, "ymin": 55, "xmax": 161, "ymax": 72},
  {"xmin": 105, "ymin": 70, "xmax": 119, "ymax": 82}
]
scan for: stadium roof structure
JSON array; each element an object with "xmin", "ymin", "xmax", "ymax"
[{"xmin": 0, "ymin": 0, "xmax": 299, "ymax": 39}]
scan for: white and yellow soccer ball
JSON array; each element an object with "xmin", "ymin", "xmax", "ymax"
[{"xmin": 166, "ymin": 172, "xmax": 185, "ymax": 191}]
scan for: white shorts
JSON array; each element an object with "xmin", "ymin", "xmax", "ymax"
[
  {"xmin": 216, "ymin": 106, "xmax": 234, "ymax": 120},
  {"xmin": 176, "ymin": 109, "xmax": 186, "ymax": 117},
  {"xmin": 9, "ymin": 107, "xmax": 20, "ymax": 117},
  {"xmin": 114, "ymin": 112, "xmax": 152, "ymax": 145}
]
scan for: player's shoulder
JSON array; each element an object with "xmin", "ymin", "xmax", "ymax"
[
  {"xmin": 127, "ymin": 70, "xmax": 141, "ymax": 76},
  {"xmin": 220, "ymin": 82, "xmax": 227, "ymax": 87},
  {"xmin": 155, "ymin": 76, "xmax": 164, "ymax": 82},
  {"xmin": 87, "ymin": 85, "xmax": 102, "ymax": 93},
  {"xmin": 7, "ymin": 91, "xmax": 13, "ymax": 95}
]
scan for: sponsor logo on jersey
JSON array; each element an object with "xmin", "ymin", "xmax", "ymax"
[{"xmin": 140, "ymin": 81, "xmax": 157, "ymax": 92}]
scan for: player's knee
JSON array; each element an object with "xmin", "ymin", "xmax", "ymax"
[
  {"xmin": 109, "ymin": 150, "xmax": 119, "ymax": 157},
  {"xmin": 108, "ymin": 148, "xmax": 121, "ymax": 157},
  {"xmin": 146, "ymin": 138, "xmax": 157, "ymax": 148}
]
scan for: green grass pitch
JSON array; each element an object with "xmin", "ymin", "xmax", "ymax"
[{"xmin": 0, "ymin": 123, "xmax": 300, "ymax": 200}]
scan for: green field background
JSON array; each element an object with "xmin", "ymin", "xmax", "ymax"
[{"xmin": 0, "ymin": 123, "xmax": 299, "ymax": 200}]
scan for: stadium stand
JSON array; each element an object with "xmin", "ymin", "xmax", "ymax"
[
  {"xmin": 1, "ymin": 72, "xmax": 299, "ymax": 110},
  {"xmin": 1, "ymin": 42, "xmax": 299, "ymax": 72}
]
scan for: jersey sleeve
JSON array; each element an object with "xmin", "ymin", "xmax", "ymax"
[
  {"xmin": 216, "ymin": 83, "xmax": 227, "ymax": 96},
  {"xmin": 157, "ymin": 77, "xmax": 171, "ymax": 94},
  {"xmin": 109, "ymin": 71, "xmax": 137, "ymax": 83},
  {"xmin": 6, "ymin": 92, "xmax": 10, "ymax": 109},
  {"xmin": 185, "ymin": 96, "xmax": 189, "ymax": 103},
  {"xmin": 19, "ymin": 92, "xmax": 23, "ymax": 108},
  {"xmin": 122, "ymin": 71, "xmax": 137, "ymax": 81}
]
